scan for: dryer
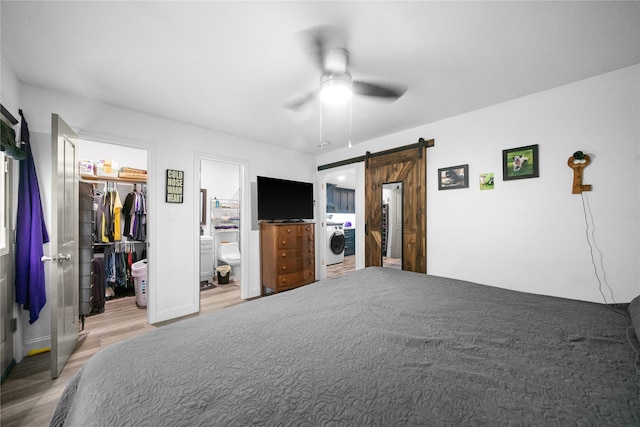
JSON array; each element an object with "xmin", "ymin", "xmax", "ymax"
[{"xmin": 326, "ymin": 223, "xmax": 345, "ymax": 265}]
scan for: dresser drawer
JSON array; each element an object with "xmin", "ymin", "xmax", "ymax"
[
  {"xmin": 277, "ymin": 269, "xmax": 315, "ymax": 291},
  {"xmin": 261, "ymin": 221, "xmax": 316, "ymax": 295},
  {"xmin": 278, "ymin": 234, "xmax": 315, "ymax": 249},
  {"xmin": 278, "ymin": 224, "xmax": 314, "ymax": 237},
  {"xmin": 279, "ymin": 258, "xmax": 315, "ymax": 274},
  {"xmin": 278, "ymin": 247, "xmax": 315, "ymax": 260}
]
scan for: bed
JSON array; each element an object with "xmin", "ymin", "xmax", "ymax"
[{"xmin": 51, "ymin": 267, "xmax": 640, "ymax": 426}]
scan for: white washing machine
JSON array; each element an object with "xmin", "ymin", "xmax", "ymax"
[{"xmin": 327, "ymin": 223, "xmax": 345, "ymax": 265}]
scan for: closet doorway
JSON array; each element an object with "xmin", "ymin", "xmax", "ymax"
[
  {"xmin": 198, "ymin": 157, "xmax": 246, "ymax": 302},
  {"xmin": 382, "ymin": 182, "xmax": 403, "ymax": 269},
  {"xmin": 78, "ymin": 139, "xmax": 149, "ymax": 327}
]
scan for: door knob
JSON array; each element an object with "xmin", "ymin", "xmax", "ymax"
[{"xmin": 41, "ymin": 254, "xmax": 71, "ymax": 263}]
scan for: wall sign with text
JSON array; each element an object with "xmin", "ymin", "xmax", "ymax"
[{"xmin": 166, "ymin": 169, "xmax": 184, "ymax": 203}]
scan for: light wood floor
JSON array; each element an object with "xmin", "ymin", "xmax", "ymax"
[
  {"xmin": 383, "ymin": 256, "xmax": 402, "ymax": 269},
  {"xmin": 326, "ymin": 255, "xmax": 401, "ymax": 279},
  {"xmin": 0, "ymin": 282, "xmax": 244, "ymax": 427}
]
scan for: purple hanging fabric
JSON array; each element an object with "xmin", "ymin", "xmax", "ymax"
[{"xmin": 15, "ymin": 110, "xmax": 50, "ymax": 324}]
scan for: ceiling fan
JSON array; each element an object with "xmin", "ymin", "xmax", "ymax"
[{"xmin": 283, "ymin": 25, "xmax": 407, "ymax": 111}]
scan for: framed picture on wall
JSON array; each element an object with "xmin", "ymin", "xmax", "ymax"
[
  {"xmin": 502, "ymin": 144, "xmax": 539, "ymax": 180},
  {"xmin": 479, "ymin": 172, "xmax": 495, "ymax": 190},
  {"xmin": 438, "ymin": 164, "xmax": 469, "ymax": 190}
]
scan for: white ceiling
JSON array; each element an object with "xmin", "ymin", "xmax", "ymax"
[{"xmin": 2, "ymin": 1, "xmax": 639, "ymax": 155}]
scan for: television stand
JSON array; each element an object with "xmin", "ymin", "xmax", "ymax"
[{"xmin": 260, "ymin": 222, "xmax": 315, "ymax": 296}]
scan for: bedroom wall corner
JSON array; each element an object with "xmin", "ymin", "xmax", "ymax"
[
  {"xmin": 14, "ymin": 83, "xmax": 317, "ymax": 327},
  {"xmin": 316, "ymin": 64, "xmax": 640, "ymax": 303}
]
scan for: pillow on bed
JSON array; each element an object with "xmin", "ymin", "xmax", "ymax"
[{"xmin": 629, "ymin": 295, "xmax": 640, "ymax": 342}]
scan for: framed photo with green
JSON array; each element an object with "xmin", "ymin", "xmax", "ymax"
[
  {"xmin": 438, "ymin": 164, "xmax": 468, "ymax": 190},
  {"xmin": 502, "ymin": 144, "xmax": 539, "ymax": 180}
]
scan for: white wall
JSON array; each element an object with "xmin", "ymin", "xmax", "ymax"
[
  {"xmin": 5, "ymin": 79, "xmax": 315, "ymax": 354},
  {"xmin": 316, "ymin": 64, "xmax": 640, "ymax": 303},
  {"xmin": 79, "ymin": 139, "xmax": 147, "ymax": 171}
]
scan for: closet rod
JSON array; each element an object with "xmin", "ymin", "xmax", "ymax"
[{"xmin": 81, "ymin": 174, "xmax": 146, "ymax": 184}]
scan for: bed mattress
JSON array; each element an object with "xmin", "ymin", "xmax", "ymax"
[{"xmin": 51, "ymin": 267, "xmax": 640, "ymax": 426}]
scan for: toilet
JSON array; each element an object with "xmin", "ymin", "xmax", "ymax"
[{"xmin": 217, "ymin": 241, "xmax": 241, "ymax": 282}]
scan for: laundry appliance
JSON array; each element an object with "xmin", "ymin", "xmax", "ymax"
[{"xmin": 326, "ymin": 222, "xmax": 345, "ymax": 265}]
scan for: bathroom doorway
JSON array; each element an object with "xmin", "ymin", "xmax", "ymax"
[{"xmin": 199, "ymin": 158, "xmax": 245, "ymax": 299}]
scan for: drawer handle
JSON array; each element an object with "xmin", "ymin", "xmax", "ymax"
[
  {"xmin": 282, "ymin": 240, "xmax": 286, "ymax": 245},
  {"xmin": 282, "ymin": 266, "xmax": 286, "ymax": 271},
  {"xmin": 286, "ymin": 228, "xmax": 291, "ymax": 233},
  {"xmin": 281, "ymin": 278, "xmax": 286, "ymax": 284},
  {"xmin": 281, "ymin": 253, "xmax": 286, "ymax": 258}
]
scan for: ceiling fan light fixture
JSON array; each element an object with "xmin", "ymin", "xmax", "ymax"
[{"xmin": 319, "ymin": 72, "xmax": 352, "ymax": 105}]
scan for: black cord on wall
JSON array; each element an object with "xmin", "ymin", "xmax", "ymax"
[{"xmin": 581, "ymin": 192, "xmax": 629, "ymax": 318}]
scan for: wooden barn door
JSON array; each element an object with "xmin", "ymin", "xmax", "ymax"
[{"xmin": 365, "ymin": 144, "xmax": 427, "ymax": 273}]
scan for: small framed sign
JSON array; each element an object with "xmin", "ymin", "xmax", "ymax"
[{"xmin": 166, "ymin": 169, "xmax": 184, "ymax": 203}]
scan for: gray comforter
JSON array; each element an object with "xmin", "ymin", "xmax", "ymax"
[{"xmin": 51, "ymin": 267, "xmax": 640, "ymax": 426}]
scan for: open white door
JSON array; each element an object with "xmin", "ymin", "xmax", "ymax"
[{"xmin": 45, "ymin": 114, "xmax": 79, "ymax": 378}]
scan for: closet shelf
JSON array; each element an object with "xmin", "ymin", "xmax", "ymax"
[{"xmin": 81, "ymin": 174, "xmax": 147, "ymax": 184}]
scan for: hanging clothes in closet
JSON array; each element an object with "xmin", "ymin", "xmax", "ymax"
[
  {"xmin": 91, "ymin": 182, "xmax": 147, "ymax": 300},
  {"xmin": 103, "ymin": 241, "xmax": 139, "ymax": 297},
  {"xmin": 98, "ymin": 182, "xmax": 123, "ymax": 243},
  {"xmin": 122, "ymin": 183, "xmax": 147, "ymax": 242}
]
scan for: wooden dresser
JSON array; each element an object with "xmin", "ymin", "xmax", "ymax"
[{"xmin": 260, "ymin": 222, "xmax": 315, "ymax": 295}]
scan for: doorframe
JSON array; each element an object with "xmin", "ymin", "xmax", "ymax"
[
  {"xmin": 316, "ymin": 163, "xmax": 365, "ymax": 281},
  {"xmin": 194, "ymin": 153, "xmax": 249, "ymax": 300},
  {"xmin": 0, "ymin": 107, "xmax": 18, "ymax": 379},
  {"xmin": 382, "ymin": 182, "xmax": 404, "ymax": 263},
  {"xmin": 77, "ymin": 132, "xmax": 154, "ymax": 324}
]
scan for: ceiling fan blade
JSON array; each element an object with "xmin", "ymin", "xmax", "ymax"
[
  {"xmin": 353, "ymin": 80, "xmax": 407, "ymax": 100},
  {"xmin": 283, "ymin": 89, "xmax": 318, "ymax": 111},
  {"xmin": 299, "ymin": 25, "xmax": 347, "ymax": 72}
]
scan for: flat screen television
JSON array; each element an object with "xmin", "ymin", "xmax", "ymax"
[{"xmin": 257, "ymin": 176, "xmax": 314, "ymax": 221}]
